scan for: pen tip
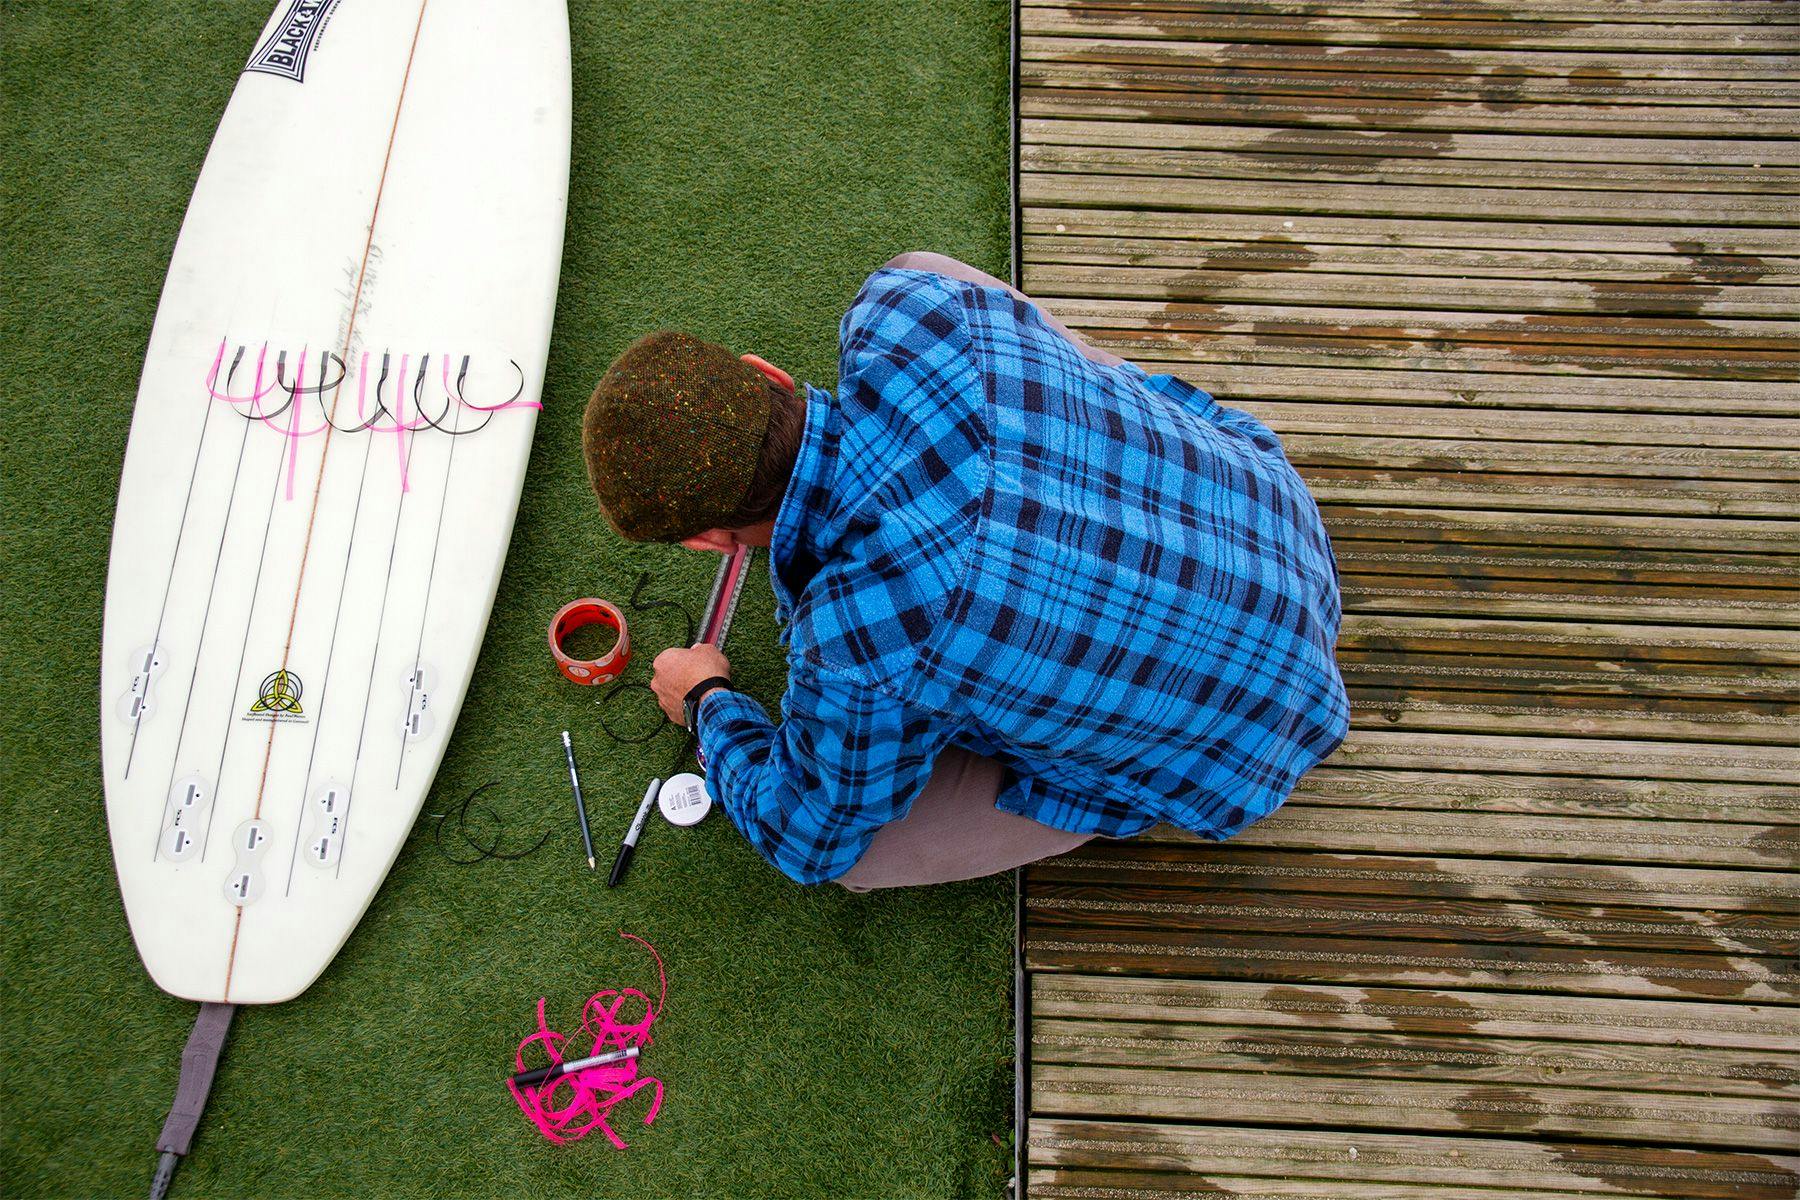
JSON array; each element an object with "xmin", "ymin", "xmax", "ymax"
[{"xmin": 587, "ymin": 856, "xmax": 597, "ymax": 870}]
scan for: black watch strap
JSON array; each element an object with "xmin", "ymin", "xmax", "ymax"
[{"xmin": 684, "ymin": 676, "xmax": 735, "ymax": 731}]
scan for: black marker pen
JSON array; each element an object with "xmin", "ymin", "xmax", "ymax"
[{"xmin": 606, "ymin": 777, "xmax": 660, "ymax": 887}]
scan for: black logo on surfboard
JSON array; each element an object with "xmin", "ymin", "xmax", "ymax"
[{"xmin": 243, "ymin": 0, "xmax": 341, "ymax": 84}]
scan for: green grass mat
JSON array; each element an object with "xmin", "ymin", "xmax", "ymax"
[{"xmin": 0, "ymin": 2, "xmax": 1013, "ymax": 1195}]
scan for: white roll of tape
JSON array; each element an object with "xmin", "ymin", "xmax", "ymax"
[{"xmin": 658, "ymin": 772, "xmax": 713, "ymax": 827}]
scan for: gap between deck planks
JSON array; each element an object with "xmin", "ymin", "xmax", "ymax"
[{"xmin": 1013, "ymin": 1, "xmax": 1800, "ymax": 1197}]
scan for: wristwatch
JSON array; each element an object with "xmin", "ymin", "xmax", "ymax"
[{"xmin": 683, "ymin": 676, "xmax": 735, "ymax": 733}]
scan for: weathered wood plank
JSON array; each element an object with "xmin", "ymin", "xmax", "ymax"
[
  {"xmin": 1328, "ymin": 545, "xmax": 1800, "ymax": 624},
  {"xmin": 1029, "ymin": 1118, "xmax": 1800, "ymax": 1199},
  {"xmin": 1020, "ymin": 38, "xmax": 1800, "ymax": 85},
  {"xmin": 1291, "ymin": 767, "xmax": 1800, "ymax": 824},
  {"xmin": 1332, "ymin": 538, "xmax": 1800, "ymax": 590},
  {"xmin": 1031, "ymin": 1018, "xmax": 1798, "ymax": 1098},
  {"xmin": 1309, "ymin": 461, "xmax": 1800, "ymax": 504},
  {"xmin": 1229, "ymin": 804, "xmax": 1800, "ymax": 867},
  {"xmin": 1028, "ymin": 234, "xmax": 1800, "ymax": 287},
  {"xmin": 1177, "ymin": 361, "xmax": 1800, "ymax": 414},
  {"xmin": 1304, "ymin": 466, "xmax": 1799, "ymax": 518},
  {"xmin": 1045, "ymin": 297, "xmax": 1800, "ymax": 350},
  {"xmin": 1024, "ymin": 204, "xmax": 1800, "ymax": 255},
  {"xmin": 1024, "ymin": 116, "xmax": 1800, "ymax": 169},
  {"xmin": 1235, "ymin": 403, "xmax": 1800, "ymax": 449},
  {"xmin": 1329, "ymin": 730, "xmax": 1800, "ymax": 784},
  {"xmin": 1321, "ymin": 507, "xmax": 1800, "ymax": 555},
  {"xmin": 1026, "ymin": 881, "xmax": 1799, "ymax": 955},
  {"xmin": 1026, "ymin": 867, "xmax": 1800, "ymax": 939},
  {"xmin": 1108, "ymin": 331, "xmax": 1798, "ymax": 379},
  {"xmin": 1027, "ymin": 0, "xmax": 1800, "ymax": 26},
  {"xmin": 1338, "ymin": 613, "xmax": 1800, "ymax": 666},
  {"xmin": 1343, "ymin": 693, "xmax": 1795, "ymax": 747},
  {"xmin": 1299, "ymin": 440, "xmax": 1800, "ymax": 482},
  {"xmin": 1025, "ymin": 170, "xmax": 1800, "ymax": 226},
  {"xmin": 1031, "ymin": 1063, "xmax": 1799, "ymax": 1149},
  {"xmin": 1336, "ymin": 649, "xmax": 1800, "ymax": 703},
  {"xmin": 1022, "ymin": 88, "xmax": 1800, "ymax": 138},
  {"xmin": 1025, "ymin": 926, "xmax": 1799, "ymax": 1004},
  {"xmin": 1031, "ymin": 976, "xmax": 1800, "ymax": 1050},
  {"xmin": 1040, "ymin": 842, "xmax": 1800, "ymax": 913},
  {"xmin": 1023, "ymin": 4, "xmax": 1800, "ymax": 54},
  {"xmin": 1025, "ymin": 259, "xmax": 1800, "ymax": 317},
  {"xmin": 1309, "ymin": 470, "xmax": 1800, "ymax": 520},
  {"xmin": 1021, "ymin": 58, "xmax": 1800, "ymax": 109},
  {"xmin": 1338, "ymin": 576, "xmax": 1798, "ymax": 627},
  {"xmin": 1133, "ymin": 805, "xmax": 1800, "ymax": 870},
  {"xmin": 1332, "ymin": 531, "xmax": 1800, "ymax": 572},
  {"xmin": 1029, "ymin": 1168, "xmax": 1609, "ymax": 1200}
]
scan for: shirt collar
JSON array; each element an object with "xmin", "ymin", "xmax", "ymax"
[{"xmin": 768, "ymin": 383, "xmax": 840, "ymax": 625}]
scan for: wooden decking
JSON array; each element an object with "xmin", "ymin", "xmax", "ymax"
[{"xmin": 1012, "ymin": 3, "xmax": 1800, "ymax": 1197}]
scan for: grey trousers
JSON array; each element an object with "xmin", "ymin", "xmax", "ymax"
[{"xmin": 836, "ymin": 748, "xmax": 1094, "ymax": 891}]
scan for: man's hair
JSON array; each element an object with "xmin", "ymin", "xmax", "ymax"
[{"xmin": 724, "ymin": 379, "xmax": 806, "ymax": 528}]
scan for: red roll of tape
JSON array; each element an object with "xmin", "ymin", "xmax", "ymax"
[{"xmin": 549, "ymin": 598, "xmax": 631, "ymax": 686}]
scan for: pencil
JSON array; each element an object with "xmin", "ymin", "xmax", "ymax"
[{"xmin": 561, "ymin": 730, "xmax": 596, "ymax": 870}]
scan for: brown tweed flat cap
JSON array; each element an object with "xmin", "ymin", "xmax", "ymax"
[{"xmin": 582, "ymin": 331, "xmax": 773, "ymax": 542}]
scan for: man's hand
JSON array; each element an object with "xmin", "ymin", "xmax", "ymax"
[{"xmin": 651, "ymin": 643, "xmax": 732, "ymax": 726}]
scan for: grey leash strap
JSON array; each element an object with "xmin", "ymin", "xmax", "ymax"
[{"xmin": 150, "ymin": 1001, "xmax": 236, "ymax": 1199}]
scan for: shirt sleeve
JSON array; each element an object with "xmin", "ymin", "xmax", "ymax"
[{"xmin": 694, "ymin": 657, "xmax": 944, "ymax": 885}]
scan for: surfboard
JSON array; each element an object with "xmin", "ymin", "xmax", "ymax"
[{"xmin": 100, "ymin": 0, "xmax": 571, "ymax": 1005}]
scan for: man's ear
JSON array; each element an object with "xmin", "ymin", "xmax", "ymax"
[
  {"xmin": 740, "ymin": 353, "xmax": 794, "ymax": 393},
  {"xmin": 679, "ymin": 529, "xmax": 738, "ymax": 554}
]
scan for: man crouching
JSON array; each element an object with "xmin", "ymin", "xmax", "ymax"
[{"xmin": 581, "ymin": 252, "xmax": 1348, "ymax": 890}]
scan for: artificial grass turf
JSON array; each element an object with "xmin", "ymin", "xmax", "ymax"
[{"xmin": 0, "ymin": 1, "xmax": 1014, "ymax": 1196}]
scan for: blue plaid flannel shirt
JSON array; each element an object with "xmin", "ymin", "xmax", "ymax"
[{"xmin": 697, "ymin": 267, "xmax": 1349, "ymax": 884}]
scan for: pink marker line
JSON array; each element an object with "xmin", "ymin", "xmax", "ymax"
[
  {"xmin": 203, "ymin": 340, "xmax": 276, "ymax": 408},
  {"xmin": 283, "ymin": 347, "xmax": 309, "ymax": 500}
]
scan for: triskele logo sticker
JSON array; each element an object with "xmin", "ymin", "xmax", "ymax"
[
  {"xmin": 244, "ymin": 669, "xmax": 307, "ymax": 723},
  {"xmin": 243, "ymin": 0, "xmax": 342, "ymax": 84}
]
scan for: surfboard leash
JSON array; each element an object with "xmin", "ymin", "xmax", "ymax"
[{"xmin": 149, "ymin": 1001, "xmax": 236, "ymax": 1199}]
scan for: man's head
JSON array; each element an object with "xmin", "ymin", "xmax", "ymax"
[{"xmin": 582, "ymin": 331, "xmax": 805, "ymax": 550}]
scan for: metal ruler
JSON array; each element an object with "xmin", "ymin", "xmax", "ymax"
[{"xmin": 698, "ymin": 545, "xmax": 754, "ymax": 649}]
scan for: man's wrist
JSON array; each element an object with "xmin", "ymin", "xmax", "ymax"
[{"xmin": 683, "ymin": 676, "xmax": 735, "ymax": 731}]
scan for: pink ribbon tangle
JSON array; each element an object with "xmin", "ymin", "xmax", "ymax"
[{"xmin": 507, "ymin": 931, "xmax": 667, "ymax": 1148}]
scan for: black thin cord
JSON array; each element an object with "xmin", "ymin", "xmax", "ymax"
[
  {"xmin": 433, "ymin": 781, "xmax": 554, "ymax": 865},
  {"xmin": 596, "ymin": 570, "xmax": 699, "ymax": 763},
  {"xmin": 626, "ymin": 569, "xmax": 696, "ymax": 646}
]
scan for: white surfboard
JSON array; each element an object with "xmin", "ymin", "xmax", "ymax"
[{"xmin": 101, "ymin": 0, "xmax": 570, "ymax": 1005}]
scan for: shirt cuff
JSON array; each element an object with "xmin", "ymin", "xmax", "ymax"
[{"xmin": 695, "ymin": 687, "xmax": 773, "ymax": 801}]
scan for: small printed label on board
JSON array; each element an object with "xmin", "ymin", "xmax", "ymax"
[
  {"xmin": 243, "ymin": 0, "xmax": 342, "ymax": 84},
  {"xmin": 242, "ymin": 668, "xmax": 308, "ymax": 725}
]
